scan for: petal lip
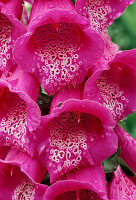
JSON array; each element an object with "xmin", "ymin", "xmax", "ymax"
[
  {"xmin": 49, "ymin": 99, "xmax": 116, "ymax": 128},
  {"xmin": 28, "ymin": 9, "xmax": 90, "ymax": 32},
  {"xmin": 44, "ymin": 180, "xmax": 108, "ymax": 200}
]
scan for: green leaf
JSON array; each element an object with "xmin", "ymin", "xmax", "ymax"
[
  {"xmin": 71, "ymin": 0, "xmax": 76, "ymax": 4},
  {"xmin": 118, "ymin": 157, "xmax": 136, "ymax": 177},
  {"xmin": 119, "ymin": 112, "xmax": 136, "ymax": 139},
  {"xmin": 108, "ymin": 1, "xmax": 136, "ymax": 50},
  {"xmin": 40, "ymin": 86, "xmax": 47, "ymax": 95},
  {"xmin": 102, "ymin": 149, "xmax": 120, "ymax": 173},
  {"xmin": 24, "ymin": 1, "xmax": 32, "ymax": 17}
]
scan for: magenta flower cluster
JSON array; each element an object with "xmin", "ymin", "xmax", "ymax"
[{"xmin": 0, "ymin": 0, "xmax": 136, "ymax": 199}]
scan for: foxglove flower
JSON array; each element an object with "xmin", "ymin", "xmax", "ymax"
[
  {"xmin": 14, "ymin": 0, "xmax": 104, "ymax": 95},
  {"xmin": 44, "ymin": 165, "xmax": 108, "ymax": 200},
  {"xmin": 115, "ymin": 125, "xmax": 136, "ymax": 174},
  {"xmin": 75, "ymin": 0, "xmax": 134, "ymax": 32},
  {"xmin": 0, "ymin": 148, "xmax": 47, "ymax": 200},
  {"xmin": 0, "ymin": 0, "xmax": 26, "ymax": 74},
  {"xmin": 85, "ymin": 50, "xmax": 136, "ymax": 121},
  {"xmin": 0, "ymin": 69, "xmax": 41, "ymax": 156},
  {"xmin": 37, "ymin": 85, "xmax": 118, "ymax": 182},
  {"xmin": 108, "ymin": 167, "xmax": 136, "ymax": 199}
]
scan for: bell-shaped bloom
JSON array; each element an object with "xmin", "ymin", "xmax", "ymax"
[
  {"xmin": 108, "ymin": 167, "xmax": 136, "ymax": 199},
  {"xmin": 14, "ymin": 0, "xmax": 104, "ymax": 95},
  {"xmin": 0, "ymin": 0, "xmax": 26, "ymax": 74},
  {"xmin": 75, "ymin": 0, "xmax": 134, "ymax": 32},
  {"xmin": 85, "ymin": 49, "xmax": 136, "ymax": 122},
  {"xmin": 36, "ymin": 85, "xmax": 118, "ymax": 183},
  {"xmin": 0, "ymin": 68, "xmax": 41, "ymax": 156},
  {"xmin": 44, "ymin": 165, "xmax": 108, "ymax": 200},
  {"xmin": 115, "ymin": 125, "xmax": 136, "ymax": 174},
  {"xmin": 0, "ymin": 147, "xmax": 47, "ymax": 200}
]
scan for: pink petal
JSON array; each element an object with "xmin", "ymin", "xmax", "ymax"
[
  {"xmin": 115, "ymin": 125, "xmax": 136, "ymax": 174},
  {"xmin": 25, "ymin": 0, "xmax": 34, "ymax": 5},
  {"xmin": 0, "ymin": 0, "xmax": 23, "ymax": 19},
  {"xmin": 108, "ymin": 167, "xmax": 136, "ymax": 200}
]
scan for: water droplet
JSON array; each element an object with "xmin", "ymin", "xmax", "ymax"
[{"xmin": 90, "ymin": 137, "xmax": 94, "ymax": 142}]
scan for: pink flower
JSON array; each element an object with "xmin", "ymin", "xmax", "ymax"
[
  {"xmin": 108, "ymin": 167, "xmax": 136, "ymax": 199},
  {"xmin": 0, "ymin": 147, "xmax": 47, "ymax": 200},
  {"xmin": 36, "ymin": 85, "xmax": 118, "ymax": 183},
  {"xmin": 14, "ymin": 0, "xmax": 104, "ymax": 95},
  {"xmin": 44, "ymin": 165, "xmax": 108, "ymax": 200},
  {"xmin": 0, "ymin": 69, "xmax": 41, "ymax": 156},
  {"xmin": 75, "ymin": 0, "xmax": 134, "ymax": 32},
  {"xmin": 0, "ymin": 0, "xmax": 26, "ymax": 74},
  {"xmin": 85, "ymin": 50, "xmax": 136, "ymax": 122},
  {"xmin": 87, "ymin": 30, "xmax": 119, "ymax": 79},
  {"xmin": 25, "ymin": 0, "xmax": 34, "ymax": 4},
  {"xmin": 115, "ymin": 125, "xmax": 136, "ymax": 174}
]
